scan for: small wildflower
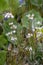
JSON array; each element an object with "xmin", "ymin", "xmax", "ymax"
[
  {"xmin": 6, "ymin": 31, "xmax": 13, "ymax": 36},
  {"xmin": 4, "ymin": 12, "xmax": 14, "ymax": 19},
  {"xmin": 12, "ymin": 30, "xmax": 16, "ymax": 34},
  {"xmin": 26, "ymin": 33, "xmax": 33, "ymax": 38},
  {"xmin": 25, "ymin": 47, "xmax": 29, "ymax": 50},
  {"xmin": 26, "ymin": 13, "xmax": 34, "ymax": 20},
  {"xmin": 32, "ymin": 14, "xmax": 34, "ymax": 17},
  {"xmin": 29, "ymin": 16, "xmax": 34, "ymax": 20},
  {"xmin": 36, "ymin": 32, "xmax": 42, "ymax": 38},
  {"xmin": 9, "ymin": 22, "xmax": 13, "ymax": 25},
  {"xmin": 13, "ymin": 25, "xmax": 17, "ymax": 29},
  {"xmin": 37, "ymin": 21, "xmax": 41, "ymax": 25},
  {"xmin": 11, "ymin": 37, "xmax": 17, "ymax": 41},
  {"xmin": 26, "ymin": 14, "xmax": 30, "ymax": 18},
  {"xmin": 29, "ymin": 47, "xmax": 32, "ymax": 51},
  {"xmin": 35, "ymin": 27, "xmax": 42, "ymax": 29}
]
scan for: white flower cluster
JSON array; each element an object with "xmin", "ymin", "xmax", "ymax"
[
  {"xmin": 26, "ymin": 33, "xmax": 33, "ymax": 38},
  {"xmin": 25, "ymin": 46, "xmax": 32, "ymax": 51},
  {"xmin": 4, "ymin": 12, "xmax": 14, "ymax": 19},
  {"xmin": 11, "ymin": 37, "xmax": 17, "ymax": 41},
  {"xmin": 26, "ymin": 13, "xmax": 34, "ymax": 20},
  {"xmin": 9, "ymin": 22, "xmax": 17, "ymax": 29},
  {"xmin": 37, "ymin": 21, "xmax": 41, "ymax": 25},
  {"xmin": 35, "ymin": 27, "xmax": 42, "ymax": 29},
  {"xmin": 9, "ymin": 22, "xmax": 13, "ymax": 25},
  {"xmin": 36, "ymin": 32, "xmax": 42, "ymax": 38},
  {"xmin": 10, "ymin": 25, "xmax": 17, "ymax": 29},
  {"xmin": 25, "ymin": 46, "xmax": 29, "ymax": 50},
  {"xmin": 29, "ymin": 47, "xmax": 32, "ymax": 51},
  {"xmin": 6, "ymin": 21, "xmax": 17, "ymax": 42},
  {"xmin": 35, "ymin": 26, "xmax": 43, "ymax": 37},
  {"xmin": 6, "ymin": 30, "xmax": 16, "ymax": 36}
]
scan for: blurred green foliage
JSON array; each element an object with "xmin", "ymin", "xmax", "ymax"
[{"xmin": 0, "ymin": 51, "xmax": 7, "ymax": 65}]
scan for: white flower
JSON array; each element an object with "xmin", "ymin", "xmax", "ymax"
[
  {"xmin": 29, "ymin": 16, "xmax": 33, "ymax": 20},
  {"xmin": 4, "ymin": 12, "xmax": 14, "ymax": 18},
  {"xmin": 28, "ymin": 33, "xmax": 31, "ymax": 36},
  {"xmin": 11, "ymin": 15, "xmax": 14, "ymax": 18},
  {"xmin": 11, "ymin": 37, "xmax": 17, "ymax": 41},
  {"xmin": 26, "ymin": 33, "xmax": 33, "ymax": 38},
  {"xmin": 5, "ymin": 13, "xmax": 10, "ymax": 18},
  {"xmin": 10, "ymin": 31, "xmax": 12, "ymax": 34},
  {"xmin": 26, "ymin": 33, "xmax": 30, "ymax": 38},
  {"xmin": 6, "ymin": 31, "xmax": 13, "ymax": 36},
  {"xmin": 8, "ymin": 47, "xmax": 11, "ymax": 51},
  {"xmin": 14, "ymin": 37, "xmax": 17, "ymax": 40},
  {"xmin": 11, "ymin": 37, "xmax": 14, "ymax": 41},
  {"xmin": 32, "ymin": 14, "xmax": 34, "ymax": 17},
  {"xmin": 31, "ymin": 34, "xmax": 33, "ymax": 36},
  {"xmin": 6, "ymin": 32, "xmax": 10, "ymax": 36},
  {"xmin": 35, "ymin": 27, "xmax": 42, "ymax": 30},
  {"xmin": 26, "ymin": 13, "xmax": 34, "ymax": 20},
  {"xmin": 9, "ymin": 13, "xmax": 14, "ymax": 18},
  {"xmin": 13, "ymin": 25, "xmax": 17, "ymax": 29},
  {"xmin": 12, "ymin": 30, "xmax": 16, "ymax": 33},
  {"xmin": 29, "ymin": 47, "xmax": 32, "ymax": 51},
  {"xmin": 10, "ymin": 25, "xmax": 17, "ymax": 29},
  {"xmin": 25, "ymin": 47, "xmax": 29, "ymax": 50},
  {"xmin": 37, "ymin": 21, "xmax": 41, "ymax": 25},
  {"xmin": 9, "ymin": 22, "xmax": 13, "ymax": 25},
  {"xmin": 36, "ymin": 32, "xmax": 42, "ymax": 38},
  {"xmin": 6, "ymin": 33, "xmax": 9, "ymax": 36},
  {"xmin": 26, "ymin": 14, "xmax": 30, "ymax": 18}
]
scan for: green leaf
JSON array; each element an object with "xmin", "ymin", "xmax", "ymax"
[
  {"xmin": 0, "ymin": 0, "xmax": 9, "ymax": 13},
  {"xmin": 30, "ymin": 0, "xmax": 43, "ymax": 7}
]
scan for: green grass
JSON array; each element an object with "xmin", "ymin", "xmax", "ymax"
[{"xmin": 0, "ymin": 51, "xmax": 7, "ymax": 65}]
